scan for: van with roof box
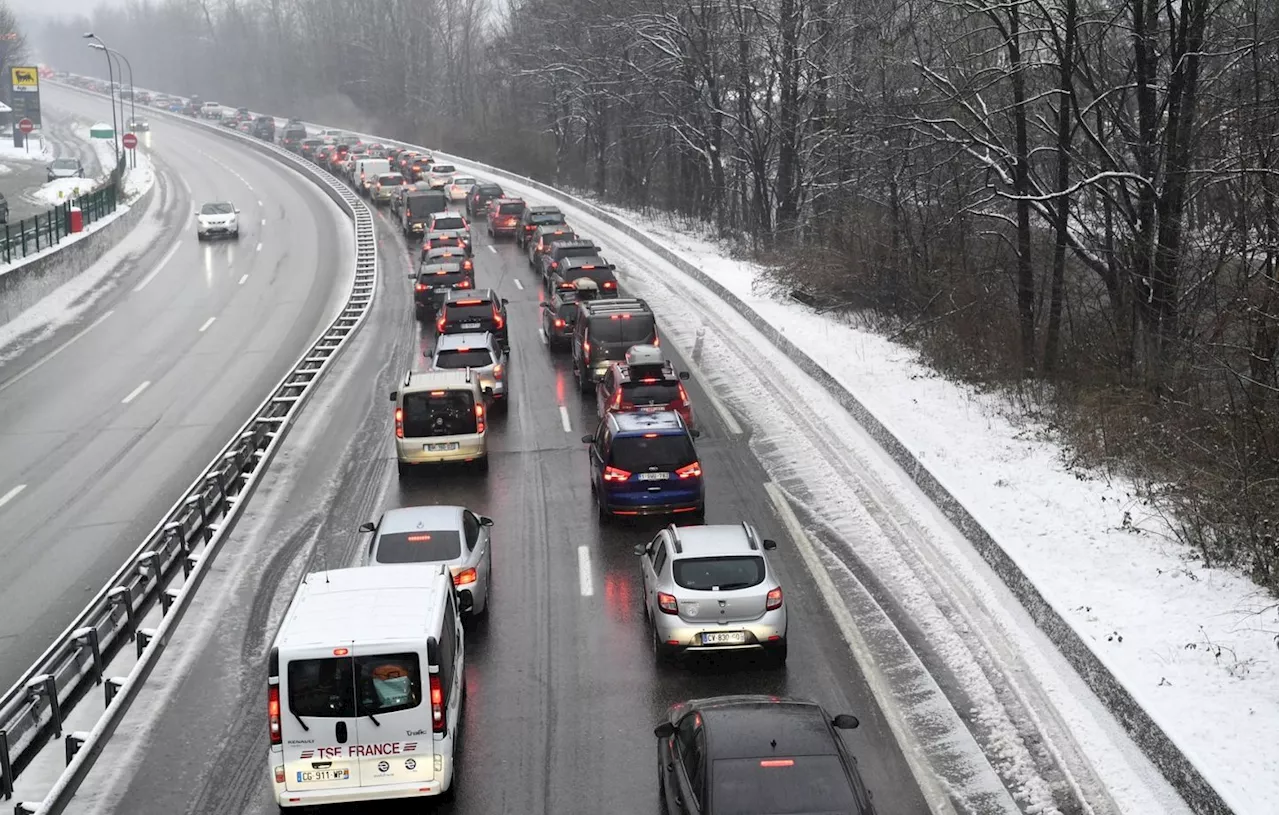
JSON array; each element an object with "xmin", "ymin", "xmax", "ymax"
[
  {"xmin": 572, "ymin": 298, "xmax": 657, "ymax": 392},
  {"xmin": 267, "ymin": 564, "xmax": 466, "ymax": 807}
]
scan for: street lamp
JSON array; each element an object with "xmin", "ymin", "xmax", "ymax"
[
  {"xmin": 89, "ymin": 42, "xmax": 136, "ymax": 169},
  {"xmin": 82, "ymin": 33, "xmax": 119, "ymax": 163}
]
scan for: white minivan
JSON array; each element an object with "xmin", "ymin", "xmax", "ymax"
[
  {"xmin": 267, "ymin": 565, "xmax": 467, "ymax": 807},
  {"xmin": 354, "ymin": 158, "xmax": 392, "ymax": 196}
]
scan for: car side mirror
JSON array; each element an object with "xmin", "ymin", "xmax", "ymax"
[
  {"xmin": 479, "ymin": 516, "xmax": 494, "ymax": 527},
  {"xmin": 581, "ymin": 434, "xmax": 594, "ymax": 444},
  {"xmin": 678, "ymin": 371, "xmax": 690, "ymax": 381},
  {"xmin": 389, "ymin": 391, "xmax": 397, "ymax": 402},
  {"xmin": 654, "ymin": 722, "xmax": 676, "ymax": 739},
  {"xmin": 690, "ymin": 429, "xmax": 701, "ymax": 438},
  {"xmin": 832, "ymin": 714, "xmax": 860, "ymax": 730},
  {"xmin": 633, "ymin": 544, "xmax": 647, "ymax": 556},
  {"xmin": 358, "ymin": 521, "xmax": 376, "ymax": 533},
  {"xmin": 762, "ymin": 539, "xmax": 777, "ymax": 550},
  {"xmin": 501, "ymin": 298, "xmax": 509, "ymax": 305},
  {"xmin": 409, "ymin": 273, "xmax": 418, "ymax": 280},
  {"xmin": 234, "ymin": 208, "xmax": 241, "ymax": 214}
]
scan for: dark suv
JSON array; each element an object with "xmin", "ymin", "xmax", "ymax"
[
  {"xmin": 571, "ymin": 298, "xmax": 657, "ymax": 392},
  {"xmin": 436, "ymin": 289, "xmax": 510, "ymax": 348},
  {"xmin": 412, "ymin": 257, "xmax": 475, "ymax": 317},
  {"xmin": 466, "ymin": 183, "xmax": 505, "ymax": 219},
  {"xmin": 517, "ymin": 205, "xmax": 568, "ymax": 249},
  {"xmin": 582, "ymin": 410, "xmax": 704, "ymax": 520},
  {"xmin": 551, "ymin": 256, "xmax": 619, "ymax": 295},
  {"xmin": 527, "ymin": 225, "xmax": 577, "ymax": 269},
  {"xmin": 538, "ymin": 239, "xmax": 606, "ymax": 287}
]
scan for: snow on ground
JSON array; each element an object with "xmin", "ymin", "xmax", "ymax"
[
  {"xmin": 30, "ymin": 176, "xmax": 93, "ymax": 206},
  {"xmin": 78, "ymin": 126, "xmax": 122, "ymax": 179},
  {"xmin": 0, "ymin": 134, "xmax": 52, "ymax": 163},
  {"xmin": 580, "ymin": 201, "xmax": 1278, "ymax": 814}
]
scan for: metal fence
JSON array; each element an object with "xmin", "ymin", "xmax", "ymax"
[{"xmin": 0, "ymin": 172, "xmax": 121, "ymax": 266}]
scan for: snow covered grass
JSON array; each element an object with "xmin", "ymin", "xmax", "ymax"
[
  {"xmin": 0, "ymin": 134, "xmax": 52, "ymax": 163},
  {"xmin": 30, "ymin": 177, "xmax": 93, "ymax": 206},
  {"xmin": 582, "ymin": 198, "xmax": 1279, "ymax": 815}
]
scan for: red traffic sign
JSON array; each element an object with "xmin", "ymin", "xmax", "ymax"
[
  {"xmin": 18, "ymin": 118, "xmax": 32, "ymax": 134},
  {"xmin": 122, "ymin": 132, "xmax": 138, "ymax": 150}
]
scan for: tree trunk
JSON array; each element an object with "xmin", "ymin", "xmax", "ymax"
[{"xmin": 1043, "ymin": 0, "xmax": 1077, "ymax": 375}]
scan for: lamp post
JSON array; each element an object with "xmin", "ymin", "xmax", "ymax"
[
  {"xmin": 82, "ymin": 33, "xmax": 119, "ymax": 164},
  {"xmin": 90, "ymin": 43, "xmax": 136, "ymax": 169}
]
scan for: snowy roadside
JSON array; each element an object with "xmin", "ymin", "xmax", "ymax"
[
  {"xmin": 0, "ymin": 135, "xmax": 53, "ymax": 164},
  {"xmin": 582, "ymin": 198, "xmax": 1278, "ymax": 813}
]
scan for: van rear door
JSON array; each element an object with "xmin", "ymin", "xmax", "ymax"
[
  {"xmin": 280, "ymin": 650, "xmax": 363, "ymax": 792},
  {"xmin": 351, "ymin": 647, "xmax": 436, "ymax": 788}
]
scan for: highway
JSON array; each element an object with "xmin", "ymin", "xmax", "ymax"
[
  {"xmin": 60, "ymin": 180, "xmax": 935, "ymax": 814},
  {"xmin": 0, "ymin": 84, "xmax": 353, "ymax": 694}
]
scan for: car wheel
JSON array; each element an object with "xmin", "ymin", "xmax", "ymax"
[
  {"xmin": 196, "ymin": 232, "xmax": 205, "ymax": 241},
  {"xmin": 476, "ymin": 456, "xmax": 489, "ymax": 475},
  {"xmin": 767, "ymin": 640, "xmax": 788, "ymax": 668},
  {"xmin": 596, "ymin": 491, "xmax": 609, "ymax": 524},
  {"xmin": 652, "ymin": 626, "xmax": 671, "ymax": 666},
  {"xmin": 397, "ymin": 461, "xmax": 412, "ymax": 479}
]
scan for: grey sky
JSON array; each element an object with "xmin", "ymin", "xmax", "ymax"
[{"xmin": 10, "ymin": 0, "xmax": 121, "ymax": 20}]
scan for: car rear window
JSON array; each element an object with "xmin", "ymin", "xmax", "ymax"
[
  {"xmin": 711, "ymin": 755, "xmax": 860, "ymax": 814},
  {"xmin": 530, "ymin": 212, "xmax": 565, "ymax": 225},
  {"xmin": 286, "ymin": 653, "xmax": 421, "ymax": 718},
  {"xmin": 435, "ymin": 348, "xmax": 494, "ymax": 368},
  {"xmin": 620, "ymin": 380, "xmax": 680, "ymax": 405},
  {"xmin": 374, "ymin": 530, "xmax": 463, "ymax": 563},
  {"xmin": 402, "ymin": 389, "xmax": 476, "ymax": 436},
  {"xmin": 433, "ymin": 216, "xmax": 466, "ymax": 230},
  {"xmin": 446, "ymin": 304, "xmax": 495, "ymax": 322},
  {"xmin": 498, "ymin": 202, "xmax": 524, "ymax": 214},
  {"xmin": 557, "ymin": 246, "xmax": 600, "ymax": 259},
  {"xmin": 378, "ymin": 173, "xmax": 403, "ymax": 185},
  {"xmin": 480, "ymin": 185, "xmax": 504, "ymax": 195},
  {"xmin": 588, "ymin": 314, "xmax": 655, "ymax": 344},
  {"xmin": 557, "ymin": 302, "xmax": 579, "ymax": 320},
  {"xmin": 609, "ymin": 433, "xmax": 695, "ymax": 471},
  {"xmin": 419, "ymin": 268, "xmax": 464, "ymax": 283},
  {"xmin": 672, "ymin": 556, "xmax": 764, "ymax": 591},
  {"xmin": 433, "ymin": 165, "xmax": 457, "ymax": 173}
]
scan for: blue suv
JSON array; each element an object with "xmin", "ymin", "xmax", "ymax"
[{"xmin": 582, "ymin": 411, "xmax": 704, "ymax": 522}]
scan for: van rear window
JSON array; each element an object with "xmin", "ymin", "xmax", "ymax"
[
  {"xmin": 609, "ymin": 433, "xmax": 694, "ymax": 471},
  {"xmin": 287, "ymin": 653, "xmax": 422, "ymax": 718},
  {"xmin": 402, "ymin": 390, "xmax": 477, "ymax": 436},
  {"xmin": 374, "ymin": 531, "xmax": 463, "ymax": 563},
  {"xmin": 588, "ymin": 314, "xmax": 655, "ymax": 344}
]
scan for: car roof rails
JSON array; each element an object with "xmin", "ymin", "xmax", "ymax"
[
  {"xmin": 667, "ymin": 523, "xmax": 683, "ymax": 554},
  {"xmin": 743, "ymin": 521, "xmax": 758, "ymax": 550}
]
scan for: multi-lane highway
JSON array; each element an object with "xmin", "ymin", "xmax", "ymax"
[
  {"xmin": 0, "ymin": 84, "xmax": 352, "ymax": 694},
  {"xmin": 55, "ymin": 165, "xmax": 941, "ymax": 814}
]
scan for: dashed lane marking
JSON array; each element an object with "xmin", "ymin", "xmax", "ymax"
[
  {"xmin": 0, "ymin": 484, "xmax": 26, "ymax": 510},
  {"xmin": 198, "ymin": 317, "xmax": 216, "ymax": 333},
  {"xmin": 559, "ymin": 405, "xmax": 572, "ymax": 433},
  {"xmin": 121, "ymin": 380, "xmax": 151, "ymax": 405}
]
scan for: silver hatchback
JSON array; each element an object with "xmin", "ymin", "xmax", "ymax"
[
  {"xmin": 635, "ymin": 523, "xmax": 787, "ymax": 667},
  {"xmin": 359, "ymin": 505, "xmax": 493, "ymax": 615},
  {"xmin": 429, "ymin": 331, "xmax": 508, "ymax": 409}
]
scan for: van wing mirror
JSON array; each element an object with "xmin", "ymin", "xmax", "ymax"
[
  {"xmin": 358, "ymin": 521, "xmax": 376, "ymax": 533},
  {"xmin": 678, "ymin": 371, "xmax": 690, "ymax": 381},
  {"xmin": 633, "ymin": 544, "xmax": 647, "ymax": 556},
  {"xmin": 409, "ymin": 273, "xmax": 418, "ymax": 280},
  {"xmin": 690, "ymin": 429, "xmax": 701, "ymax": 438},
  {"xmin": 581, "ymin": 434, "xmax": 594, "ymax": 444},
  {"xmin": 389, "ymin": 391, "xmax": 397, "ymax": 402},
  {"xmin": 762, "ymin": 538, "xmax": 777, "ymax": 550},
  {"xmin": 654, "ymin": 722, "xmax": 676, "ymax": 739}
]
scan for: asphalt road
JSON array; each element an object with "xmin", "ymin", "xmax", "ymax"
[
  {"xmin": 0, "ymin": 84, "xmax": 352, "ymax": 694},
  {"xmin": 61, "ymin": 177, "xmax": 932, "ymax": 814}
]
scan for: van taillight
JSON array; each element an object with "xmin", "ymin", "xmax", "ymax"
[
  {"xmin": 415, "ymin": 283, "xmax": 427, "ymax": 292},
  {"xmin": 430, "ymin": 675, "xmax": 444, "ymax": 732},
  {"xmin": 475, "ymin": 404, "xmax": 485, "ymax": 434},
  {"xmin": 553, "ymin": 318, "xmax": 565, "ymax": 328},
  {"xmin": 395, "ymin": 407, "xmax": 404, "ymax": 439},
  {"xmin": 494, "ymin": 312, "xmax": 505, "ymax": 329},
  {"xmin": 268, "ymin": 685, "xmax": 282, "ymax": 745}
]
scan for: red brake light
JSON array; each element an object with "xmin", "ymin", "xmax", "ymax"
[
  {"xmin": 550, "ymin": 261, "xmax": 558, "ymax": 270},
  {"xmin": 268, "ymin": 685, "xmax": 281, "ymax": 745},
  {"xmin": 603, "ymin": 281, "xmax": 617, "ymax": 289},
  {"xmin": 677, "ymin": 384, "xmax": 690, "ymax": 404},
  {"xmin": 581, "ymin": 265, "xmax": 596, "ymax": 270},
  {"xmin": 643, "ymin": 432, "xmax": 660, "ymax": 438},
  {"xmin": 394, "ymin": 408, "xmax": 404, "ymax": 438},
  {"xmin": 493, "ymin": 363, "xmax": 504, "ymax": 379},
  {"xmin": 494, "ymin": 313, "xmax": 505, "ymax": 329},
  {"xmin": 456, "ymin": 299, "xmax": 482, "ymax": 305},
  {"xmin": 430, "ymin": 675, "xmax": 444, "ymax": 732},
  {"xmin": 760, "ymin": 759, "xmax": 794, "ymax": 768},
  {"xmin": 766, "ymin": 586, "xmax": 783, "ymax": 610},
  {"xmin": 602, "ymin": 465, "xmax": 631, "ymax": 482},
  {"xmin": 436, "ymin": 316, "xmax": 446, "ymax": 332},
  {"xmin": 454, "ymin": 567, "xmax": 477, "ymax": 586},
  {"xmin": 657, "ymin": 592, "xmax": 678, "ymax": 614},
  {"xmin": 462, "ymin": 260, "xmax": 473, "ymax": 271},
  {"xmin": 458, "ymin": 279, "xmax": 473, "ymax": 288},
  {"xmin": 613, "ymin": 389, "xmax": 623, "ymax": 409},
  {"xmin": 610, "ymin": 314, "xmax": 631, "ymax": 320},
  {"xmin": 583, "ymin": 340, "xmax": 591, "ymax": 353},
  {"xmin": 475, "ymin": 403, "xmax": 485, "ymax": 434},
  {"xmin": 676, "ymin": 461, "xmax": 702, "ymax": 479},
  {"xmin": 415, "ymin": 282, "xmax": 427, "ymax": 292},
  {"xmin": 640, "ymin": 377, "xmax": 658, "ymax": 384}
]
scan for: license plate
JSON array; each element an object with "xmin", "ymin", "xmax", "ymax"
[
  {"xmin": 460, "ymin": 322, "xmax": 481, "ymax": 329},
  {"xmin": 297, "ymin": 768, "xmax": 350, "ymax": 783},
  {"xmin": 426, "ymin": 442, "xmax": 459, "ymax": 452},
  {"xmin": 701, "ymin": 631, "xmax": 747, "ymax": 645},
  {"xmin": 638, "ymin": 472, "xmax": 670, "ymax": 481}
]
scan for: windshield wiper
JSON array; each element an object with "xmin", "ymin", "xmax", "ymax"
[
  {"xmin": 291, "ymin": 710, "xmax": 310, "ymax": 732},
  {"xmin": 364, "ymin": 712, "xmax": 381, "ymax": 727}
]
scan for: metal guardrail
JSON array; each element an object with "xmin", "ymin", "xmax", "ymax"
[{"xmin": 0, "ymin": 89, "xmax": 378, "ymax": 814}]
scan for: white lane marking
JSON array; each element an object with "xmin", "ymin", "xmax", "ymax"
[
  {"xmin": 260, "ymin": 218, "xmax": 266, "ymax": 226},
  {"xmin": 257, "ymin": 200, "xmax": 263, "ymax": 207},
  {"xmin": 559, "ymin": 405, "xmax": 573, "ymax": 433},
  {"xmin": 121, "ymin": 380, "xmax": 151, "ymax": 404},
  {"xmin": 255, "ymin": 242, "xmax": 263, "ymax": 252},
  {"xmin": 0, "ymin": 484, "xmax": 27, "ymax": 510},
  {"xmin": 764, "ymin": 483, "xmax": 958, "ymax": 815},
  {"xmin": 133, "ymin": 240, "xmax": 183, "ymax": 292},
  {"xmin": 679, "ymin": 351, "xmax": 743, "ymax": 435},
  {"xmin": 486, "ymin": 245, "xmax": 496, "ymax": 254},
  {"xmin": 198, "ymin": 317, "xmax": 216, "ymax": 333},
  {"xmin": 512, "ymin": 278, "xmax": 524, "ymax": 291},
  {"xmin": 577, "ymin": 546, "xmax": 594, "ymax": 596},
  {"xmin": 0, "ymin": 310, "xmax": 115, "ymax": 395},
  {"xmin": 238, "ymin": 274, "xmax": 249, "ymax": 285},
  {"xmin": 538, "ymin": 328, "xmax": 549, "ymax": 346}
]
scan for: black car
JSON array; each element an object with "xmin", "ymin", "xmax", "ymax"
[
  {"xmin": 435, "ymin": 288, "xmax": 510, "ymax": 348},
  {"xmin": 539, "ymin": 283, "xmax": 594, "ymax": 350},
  {"xmin": 539, "ymin": 239, "xmax": 606, "ymax": 289},
  {"xmin": 466, "ymin": 182, "xmax": 505, "ymax": 219},
  {"xmin": 572, "ymin": 298, "xmax": 656, "ymax": 391},
  {"xmin": 412, "ymin": 260, "xmax": 475, "ymax": 317},
  {"xmin": 517, "ymin": 205, "xmax": 567, "ymax": 249},
  {"xmin": 552, "ymin": 256, "xmax": 619, "ymax": 296},
  {"xmin": 655, "ymin": 696, "xmax": 875, "ymax": 815},
  {"xmin": 253, "ymin": 115, "xmax": 276, "ymax": 140},
  {"xmin": 280, "ymin": 125, "xmax": 307, "ymax": 151}
]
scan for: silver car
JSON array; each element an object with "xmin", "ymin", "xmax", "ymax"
[
  {"xmin": 428, "ymin": 212, "xmax": 472, "ymax": 253},
  {"xmin": 429, "ymin": 331, "xmax": 508, "ymax": 408},
  {"xmin": 359, "ymin": 505, "xmax": 493, "ymax": 615},
  {"xmin": 635, "ymin": 523, "xmax": 787, "ymax": 667},
  {"xmin": 426, "ymin": 163, "xmax": 457, "ymax": 189}
]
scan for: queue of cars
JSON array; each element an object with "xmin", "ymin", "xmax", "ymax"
[{"xmin": 46, "ymin": 86, "xmax": 880, "ymax": 811}]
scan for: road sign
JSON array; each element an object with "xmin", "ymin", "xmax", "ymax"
[
  {"xmin": 18, "ymin": 119, "xmax": 33, "ymax": 134},
  {"xmin": 11, "ymin": 66, "xmax": 38, "ymax": 92},
  {"xmin": 123, "ymin": 132, "xmax": 138, "ymax": 150}
]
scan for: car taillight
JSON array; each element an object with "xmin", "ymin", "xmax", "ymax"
[
  {"xmin": 493, "ymin": 363, "xmax": 504, "ymax": 379},
  {"xmin": 430, "ymin": 675, "xmax": 444, "ymax": 732},
  {"xmin": 583, "ymin": 340, "xmax": 591, "ymax": 354},
  {"xmin": 603, "ymin": 281, "xmax": 617, "ymax": 289},
  {"xmin": 677, "ymin": 383, "xmax": 690, "ymax": 404},
  {"xmin": 603, "ymin": 465, "xmax": 630, "ymax": 482},
  {"xmin": 657, "ymin": 592, "xmax": 678, "ymax": 614},
  {"xmin": 458, "ymin": 279, "xmax": 472, "ymax": 288},
  {"xmin": 415, "ymin": 283, "xmax": 427, "ymax": 292},
  {"xmin": 554, "ymin": 318, "xmax": 565, "ymax": 328},
  {"xmin": 454, "ymin": 567, "xmax": 477, "ymax": 586},
  {"xmin": 395, "ymin": 407, "xmax": 404, "ymax": 438},
  {"xmin": 766, "ymin": 586, "xmax": 783, "ymax": 610},
  {"xmin": 494, "ymin": 313, "xmax": 505, "ymax": 329},
  {"xmin": 676, "ymin": 462, "xmax": 702, "ymax": 479},
  {"xmin": 462, "ymin": 260, "xmax": 473, "ymax": 271},
  {"xmin": 475, "ymin": 404, "xmax": 485, "ymax": 434},
  {"xmin": 268, "ymin": 685, "xmax": 281, "ymax": 745},
  {"xmin": 550, "ymin": 261, "xmax": 558, "ymax": 270},
  {"xmin": 613, "ymin": 390, "xmax": 623, "ymax": 409}
]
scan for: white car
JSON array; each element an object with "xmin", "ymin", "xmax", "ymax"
[
  {"xmin": 195, "ymin": 201, "xmax": 240, "ymax": 240},
  {"xmin": 47, "ymin": 158, "xmax": 85, "ymax": 181},
  {"xmin": 425, "ymin": 163, "xmax": 457, "ymax": 189},
  {"xmin": 446, "ymin": 176, "xmax": 475, "ymax": 202},
  {"xmin": 200, "ymin": 101, "xmax": 223, "ymax": 119}
]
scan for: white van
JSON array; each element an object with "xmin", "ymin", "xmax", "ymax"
[
  {"xmin": 267, "ymin": 565, "xmax": 467, "ymax": 807},
  {"xmin": 354, "ymin": 158, "xmax": 392, "ymax": 196}
]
